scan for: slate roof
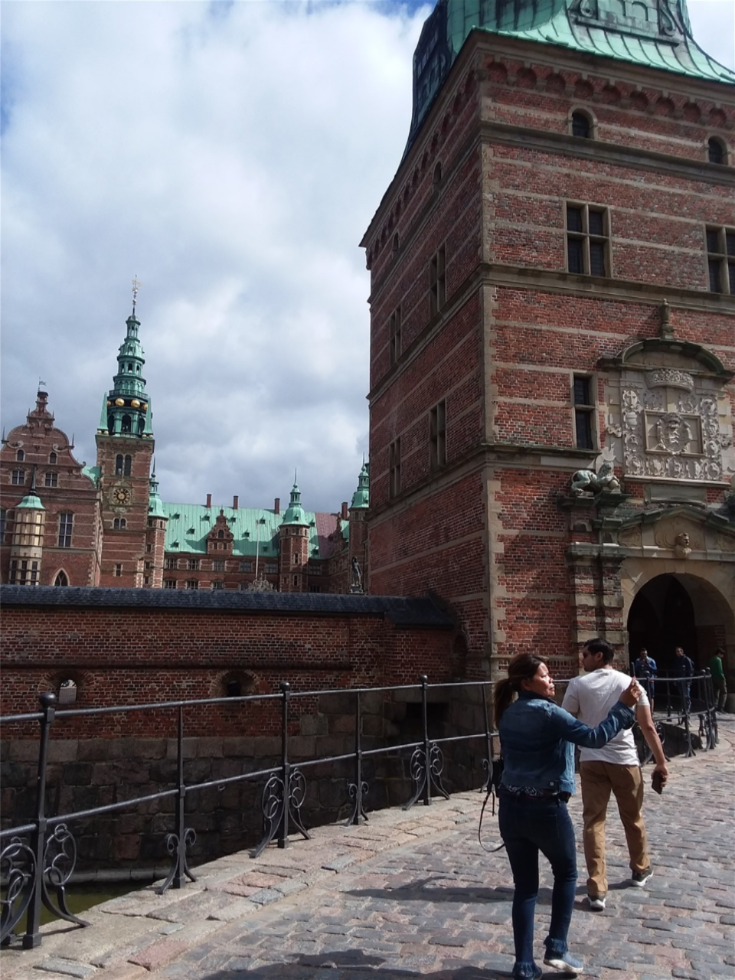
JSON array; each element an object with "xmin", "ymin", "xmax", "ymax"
[{"xmin": 0, "ymin": 586, "xmax": 454, "ymax": 628}]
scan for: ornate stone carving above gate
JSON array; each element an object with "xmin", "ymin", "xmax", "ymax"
[{"xmin": 601, "ymin": 339, "xmax": 734, "ymax": 485}]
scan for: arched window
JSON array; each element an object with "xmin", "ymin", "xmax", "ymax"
[
  {"xmin": 217, "ymin": 529, "xmax": 225, "ymax": 539},
  {"xmin": 121, "ymin": 414, "xmax": 132, "ymax": 433},
  {"xmin": 54, "ymin": 571, "xmax": 69, "ymax": 587},
  {"xmin": 115, "ymin": 454, "xmax": 124, "ymax": 475},
  {"xmin": 708, "ymin": 137, "xmax": 726, "ymax": 165},
  {"xmin": 16, "ymin": 449, "xmax": 25, "ymax": 462},
  {"xmin": 433, "ymin": 161, "xmax": 443, "ymax": 186},
  {"xmin": 571, "ymin": 111, "xmax": 592, "ymax": 138},
  {"xmin": 124, "ymin": 455, "xmax": 132, "ymax": 476},
  {"xmin": 392, "ymin": 232, "xmax": 400, "ymax": 253},
  {"xmin": 49, "ymin": 452, "xmax": 57, "ymax": 465},
  {"xmin": 113, "ymin": 518, "xmax": 127, "ymax": 529}
]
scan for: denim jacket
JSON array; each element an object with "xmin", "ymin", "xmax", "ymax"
[{"xmin": 498, "ymin": 691, "xmax": 635, "ymax": 795}]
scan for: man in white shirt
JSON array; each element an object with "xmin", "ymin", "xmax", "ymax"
[{"xmin": 562, "ymin": 638, "xmax": 668, "ymax": 911}]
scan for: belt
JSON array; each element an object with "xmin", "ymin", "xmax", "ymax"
[{"xmin": 502, "ymin": 789, "xmax": 570, "ymax": 803}]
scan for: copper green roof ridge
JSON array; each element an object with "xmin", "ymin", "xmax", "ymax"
[
  {"xmin": 406, "ymin": 0, "xmax": 734, "ymax": 153},
  {"xmin": 161, "ymin": 501, "xmax": 322, "ymax": 558}
]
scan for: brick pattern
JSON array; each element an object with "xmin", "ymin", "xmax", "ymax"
[{"xmin": 363, "ymin": 34, "xmax": 735, "ymax": 676}]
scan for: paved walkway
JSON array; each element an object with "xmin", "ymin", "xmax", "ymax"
[{"xmin": 3, "ymin": 721, "xmax": 734, "ymax": 980}]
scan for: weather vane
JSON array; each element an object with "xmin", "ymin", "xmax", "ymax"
[{"xmin": 132, "ymin": 277, "xmax": 141, "ymax": 315}]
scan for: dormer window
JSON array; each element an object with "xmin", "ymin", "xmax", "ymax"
[{"xmin": 16, "ymin": 449, "xmax": 24, "ymax": 462}]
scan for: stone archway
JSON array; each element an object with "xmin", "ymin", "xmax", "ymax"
[{"xmin": 623, "ymin": 569, "xmax": 734, "ymax": 677}]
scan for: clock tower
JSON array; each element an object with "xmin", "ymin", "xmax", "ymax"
[{"xmin": 96, "ymin": 285, "xmax": 155, "ymax": 587}]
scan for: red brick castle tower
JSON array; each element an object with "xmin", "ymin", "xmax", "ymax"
[
  {"xmin": 361, "ymin": 0, "xmax": 735, "ymax": 679},
  {"xmin": 96, "ymin": 286, "xmax": 155, "ymax": 587}
]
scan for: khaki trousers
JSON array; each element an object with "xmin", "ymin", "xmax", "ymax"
[{"xmin": 580, "ymin": 761, "xmax": 649, "ymax": 899}]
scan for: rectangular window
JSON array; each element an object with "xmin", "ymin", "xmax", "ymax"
[
  {"xmin": 10, "ymin": 559, "xmax": 39, "ymax": 585},
  {"xmin": 389, "ymin": 439, "xmax": 401, "ymax": 498},
  {"xmin": 113, "ymin": 563, "xmax": 123, "ymax": 577},
  {"xmin": 265, "ymin": 561, "xmax": 278, "ymax": 574},
  {"xmin": 163, "ymin": 579, "xmax": 177, "ymax": 589},
  {"xmin": 429, "ymin": 245, "xmax": 446, "ymax": 317},
  {"xmin": 58, "ymin": 512, "xmax": 73, "ymax": 548},
  {"xmin": 44, "ymin": 472, "xmax": 58, "ymax": 488},
  {"xmin": 212, "ymin": 559, "xmax": 225, "ymax": 572},
  {"xmin": 186, "ymin": 579, "xmax": 199, "ymax": 590},
  {"xmin": 566, "ymin": 204, "xmax": 610, "ymax": 277},
  {"xmin": 211, "ymin": 580, "xmax": 224, "ymax": 590},
  {"xmin": 430, "ymin": 400, "xmax": 447, "ymax": 470},
  {"xmin": 573, "ymin": 375, "xmax": 595, "ymax": 450},
  {"xmin": 164, "ymin": 557, "xmax": 178, "ymax": 569},
  {"xmin": 188, "ymin": 558, "xmax": 200, "ymax": 570},
  {"xmin": 239, "ymin": 560, "xmax": 252, "ymax": 572},
  {"xmin": 389, "ymin": 306, "xmax": 402, "ymax": 365},
  {"xmin": 706, "ymin": 226, "xmax": 735, "ymax": 294},
  {"xmin": 309, "ymin": 584, "xmax": 322, "ymax": 593},
  {"xmin": 12, "ymin": 470, "xmax": 25, "ymax": 486},
  {"xmin": 0, "ymin": 509, "xmax": 5, "ymax": 541}
]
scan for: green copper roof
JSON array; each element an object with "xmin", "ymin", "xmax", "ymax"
[
  {"xmin": 16, "ymin": 491, "xmax": 44, "ymax": 511},
  {"xmin": 407, "ymin": 0, "xmax": 735, "ymax": 149},
  {"xmin": 98, "ymin": 311, "xmax": 153, "ymax": 439},
  {"xmin": 350, "ymin": 463, "xmax": 370, "ymax": 510},
  {"xmin": 282, "ymin": 482, "xmax": 309, "ymax": 526},
  {"xmin": 82, "ymin": 464, "xmax": 101, "ymax": 487},
  {"xmin": 148, "ymin": 470, "xmax": 167, "ymax": 519},
  {"xmin": 162, "ymin": 503, "xmax": 321, "ymax": 558}
]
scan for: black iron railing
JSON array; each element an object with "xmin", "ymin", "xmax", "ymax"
[
  {"xmin": 0, "ymin": 676, "xmax": 500, "ymax": 949},
  {"xmin": 0, "ymin": 670, "xmax": 720, "ymax": 950}
]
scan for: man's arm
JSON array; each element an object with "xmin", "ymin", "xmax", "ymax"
[{"xmin": 636, "ymin": 704, "xmax": 668, "ymax": 783}]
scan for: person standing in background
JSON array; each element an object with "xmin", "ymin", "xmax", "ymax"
[
  {"xmin": 633, "ymin": 648, "xmax": 657, "ymax": 712},
  {"xmin": 709, "ymin": 648, "xmax": 728, "ymax": 713},
  {"xmin": 673, "ymin": 646, "xmax": 694, "ymax": 714}
]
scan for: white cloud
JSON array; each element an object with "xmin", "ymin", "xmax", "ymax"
[{"xmin": 1, "ymin": 0, "xmax": 732, "ymax": 513}]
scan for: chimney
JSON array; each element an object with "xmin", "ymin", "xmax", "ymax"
[
  {"xmin": 274, "ymin": 497, "xmax": 280, "ymax": 515},
  {"xmin": 233, "ymin": 495, "xmax": 239, "ymax": 510},
  {"xmin": 341, "ymin": 501, "xmax": 348, "ymax": 520},
  {"xmin": 206, "ymin": 493, "xmax": 212, "ymax": 508}
]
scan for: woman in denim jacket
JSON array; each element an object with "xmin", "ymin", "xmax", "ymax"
[{"xmin": 495, "ymin": 653, "xmax": 640, "ymax": 979}]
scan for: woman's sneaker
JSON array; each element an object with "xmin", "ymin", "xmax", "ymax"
[
  {"xmin": 588, "ymin": 894, "xmax": 606, "ymax": 911},
  {"xmin": 543, "ymin": 950, "xmax": 584, "ymax": 976},
  {"xmin": 631, "ymin": 867, "xmax": 653, "ymax": 887}
]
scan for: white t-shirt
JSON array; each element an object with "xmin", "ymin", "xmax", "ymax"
[{"xmin": 562, "ymin": 668, "xmax": 648, "ymax": 766}]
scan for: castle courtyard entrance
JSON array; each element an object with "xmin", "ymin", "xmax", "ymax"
[{"xmin": 626, "ymin": 572, "xmax": 733, "ymax": 675}]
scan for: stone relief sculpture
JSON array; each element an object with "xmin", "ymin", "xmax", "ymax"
[
  {"xmin": 613, "ymin": 371, "xmax": 729, "ymax": 483},
  {"xmin": 570, "ymin": 458, "xmax": 621, "ymax": 495}
]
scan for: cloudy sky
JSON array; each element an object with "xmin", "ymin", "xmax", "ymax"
[{"xmin": 2, "ymin": 0, "xmax": 733, "ymax": 514}]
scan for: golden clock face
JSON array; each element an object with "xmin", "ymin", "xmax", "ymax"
[{"xmin": 112, "ymin": 486, "xmax": 131, "ymax": 505}]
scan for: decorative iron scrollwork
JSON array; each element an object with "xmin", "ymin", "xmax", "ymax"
[
  {"xmin": 403, "ymin": 742, "xmax": 450, "ymax": 810},
  {"xmin": 0, "ymin": 838, "xmax": 35, "ymax": 944},
  {"xmin": 157, "ymin": 827, "xmax": 197, "ymax": 895},
  {"xmin": 42, "ymin": 824, "xmax": 88, "ymax": 928},
  {"xmin": 346, "ymin": 780, "xmax": 369, "ymax": 826},
  {"xmin": 252, "ymin": 768, "xmax": 311, "ymax": 858}
]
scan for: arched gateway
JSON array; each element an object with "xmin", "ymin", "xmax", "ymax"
[{"xmin": 625, "ymin": 571, "xmax": 734, "ymax": 675}]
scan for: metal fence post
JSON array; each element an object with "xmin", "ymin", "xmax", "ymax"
[
  {"xmin": 23, "ymin": 692, "xmax": 56, "ymax": 949},
  {"xmin": 278, "ymin": 682, "xmax": 290, "ymax": 848},
  {"xmin": 347, "ymin": 689, "xmax": 367, "ymax": 825},
  {"xmin": 420, "ymin": 675, "xmax": 431, "ymax": 806}
]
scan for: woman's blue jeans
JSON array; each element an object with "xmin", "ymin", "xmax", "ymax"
[{"xmin": 498, "ymin": 791, "xmax": 578, "ymax": 976}]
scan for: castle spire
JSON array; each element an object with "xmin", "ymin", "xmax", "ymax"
[{"xmin": 97, "ymin": 292, "xmax": 153, "ymax": 439}]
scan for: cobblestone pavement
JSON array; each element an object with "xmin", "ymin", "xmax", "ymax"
[{"xmin": 4, "ymin": 721, "xmax": 734, "ymax": 980}]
